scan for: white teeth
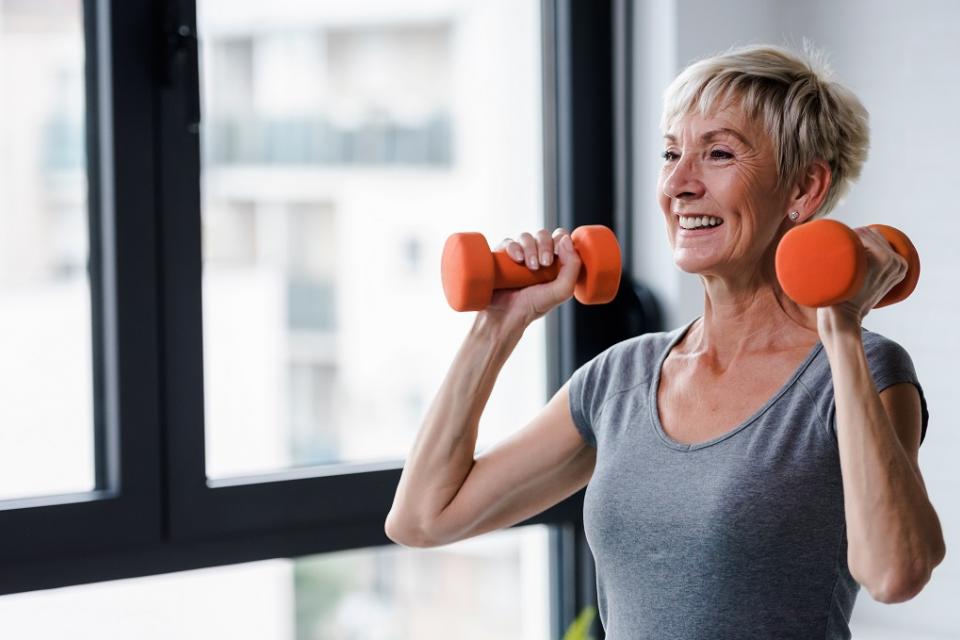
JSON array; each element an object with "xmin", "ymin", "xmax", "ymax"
[{"xmin": 678, "ymin": 215, "xmax": 723, "ymax": 229}]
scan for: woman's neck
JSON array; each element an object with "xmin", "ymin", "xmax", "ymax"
[{"xmin": 681, "ymin": 276, "xmax": 818, "ymax": 368}]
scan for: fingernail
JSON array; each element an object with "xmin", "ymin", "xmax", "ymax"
[
  {"xmin": 528, "ymin": 255, "xmax": 538, "ymax": 269},
  {"xmin": 540, "ymin": 251, "xmax": 551, "ymax": 266}
]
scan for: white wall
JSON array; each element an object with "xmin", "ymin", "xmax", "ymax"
[{"xmin": 633, "ymin": 1, "xmax": 959, "ymax": 637}]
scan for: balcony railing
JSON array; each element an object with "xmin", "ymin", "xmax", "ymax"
[{"xmin": 204, "ymin": 113, "xmax": 452, "ymax": 167}]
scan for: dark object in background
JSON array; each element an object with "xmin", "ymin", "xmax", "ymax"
[{"xmin": 575, "ymin": 275, "xmax": 663, "ymax": 364}]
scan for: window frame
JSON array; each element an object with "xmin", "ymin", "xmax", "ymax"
[
  {"xmin": 0, "ymin": 0, "xmax": 163, "ymax": 571},
  {"xmin": 0, "ymin": 3, "xmax": 644, "ymax": 638},
  {"xmin": 156, "ymin": 0, "xmax": 583, "ymax": 542}
]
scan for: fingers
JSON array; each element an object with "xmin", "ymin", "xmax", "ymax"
[
  {"xmin": 497, "ymin": 237, "xmax": 524, "ymax": 261},
  {"xmin": 856, "ymin": 226, "xmax": 887, "ymax": 249},
  {"xmin": 492, "ymin": 227, "xmax": 581, "ymax": 314},
  {"xmin": 500, "ymin": 228, "xmax": 572, "ymax": 270},
  {"xmin": 517, "ymin": 232, "xmax": 540, "ymax": 269},
  {"xmin": 854, "ymin": 227, "xmax": 909, "ymax": 295},
  {"xmin": 856, "ymin": 227, "xmax": 908, "ymax": 276},
  {"xmin": 551, "ymin": 227, "xmax": 571, "ymax": 255},
  {"xmin": 535, "ymin": 229, "xmax": 553, "ymax": 266},
  {"xmin": 553, "ymin": 233, "xmax": 581, "ymax": 292}
]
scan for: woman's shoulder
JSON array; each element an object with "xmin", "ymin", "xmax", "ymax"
[
  {"xmin": 803, "ymin": 326, "xmax": 918, "ymax": 386},
  {"xmin": 571, "ymin": 323, "xmax": 683, "ymax": 376},
  {"xmin": 804, "ymin": 326, "xmax": 928, "ymax": 444},
  {"xmin": 860, "ymin": 326, "xmax": 912, "ymax": 356},
  {"xmin": 568, "ymin": 325, "xmax": 686, "ymax": 434},
  {"xmin": 569, "ymin": 323, "xmax": 689, "ymax": 395},
  {"xmin": 592, "ymin": 323, "xmax": 689, "ymax": 367},
  {"xmin": 859, "ymin": 327, "xmax": 920, "ymax": 386}
]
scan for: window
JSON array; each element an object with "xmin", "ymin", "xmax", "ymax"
[
  {"xmin": 0, "ymin": 526, "xmax": 550, "ymax": 639},
  {"xmin": 0, "ymin": 0, "xmax": 93, "ymax": 502},
  {"xmin": 196, "ymin": 0, "xmax": 547, "ymax": 479},
  {"xmin": 1, "ymin": 3, "xmax": 618, "ymax": 638}
]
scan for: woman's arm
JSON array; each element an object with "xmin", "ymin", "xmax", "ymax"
[
  {"xmin": 386, "ymin": 229, "xmax": 584, "ymax": 546},
  {"xmin": 819, "ymin": 317, "xmax": 945, "ymax": 604},
  {"xmin": 817, "ymin": 225, "xmax": 945, "ymax": 603},
  {"xmin": 384, "ymin": 312, "xmax": 525, "ymax": 545}
]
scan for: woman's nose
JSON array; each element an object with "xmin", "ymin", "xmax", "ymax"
[{"xmin": 662, "ymin": 154, "xmax": 705, "ymax": 201}]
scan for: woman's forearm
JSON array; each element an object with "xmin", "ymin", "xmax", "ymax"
[
  {"xmin": 385, "ymin": 311, "xmax": 525, "ymax": 544},
  {"xmin": 820, "ymin": 318, "xmax": 944, "ymax": 602}
]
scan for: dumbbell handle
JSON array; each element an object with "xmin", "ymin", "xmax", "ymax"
[
  {"xmin": 491, "ymin": 251, "xmax": 561, "ymax": 290},
  {"xmin": 441, "ymin": 225, "xmax": 621, "ymax": 311}
]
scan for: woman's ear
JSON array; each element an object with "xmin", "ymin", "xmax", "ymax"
[{"xmin": 788, "ymin": 159, "xmax": 832, "ymax": 221}]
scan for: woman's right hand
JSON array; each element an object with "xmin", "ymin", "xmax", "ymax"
[{"xmin": 482, "ymin": 227, "xmax": 583, "ymax": 327}]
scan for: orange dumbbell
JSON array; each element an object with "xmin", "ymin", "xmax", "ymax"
[
  {"xmin": 441, "ymin": 224, "xmax": 622, "ymax": 312},
  {"xmin": 775, "ymin": 219, "xmax": 920, "ymax": 308}
]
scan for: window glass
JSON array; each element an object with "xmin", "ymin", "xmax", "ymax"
[
  {"xmin": 0, "ymin": 0, "xmax": 93, "ymax": 501},
  {"xmin": 0, "ymin": 525, "xmax": 552, "ymax": 639},
  {"xmin": 198, "ymin": 0, "xmax": 545, "ymax": 479}
]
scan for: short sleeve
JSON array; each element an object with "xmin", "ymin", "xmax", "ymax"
[
  {"xmin": 567, "ymin": 347, "xmax": 613, "ymax": 449},
  {"xmin": 566, "ymin": 331, "xmax": 671, "ymax": 449},
  {"xmin": 861, "ymin": 331, "xmax": 930, "ymax": 446},
  {"xmin": 568, "ymin": 353, "xmax": 603, "ymax": 449}
]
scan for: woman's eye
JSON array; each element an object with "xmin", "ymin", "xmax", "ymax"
[{"xmin": 661, "ymin": 149, "xmax": 731, "ymax": 162}]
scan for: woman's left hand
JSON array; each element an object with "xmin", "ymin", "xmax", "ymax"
[{"xmin": 816, "ymin": 226, "xmax": 909, "ymax": 335}]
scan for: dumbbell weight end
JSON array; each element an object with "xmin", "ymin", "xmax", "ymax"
[
  {"xmin": 869, "ymin": 224, "xmax": 920, "ymax": 308},
  {"xmin": 775, "ymin": 219, "xmax": 920, "ymax": 309}
]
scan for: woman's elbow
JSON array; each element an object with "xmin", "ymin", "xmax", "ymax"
[
  {"xmin": 384, "ymin": 513, "xmax": 437, "ymax": 548},
  {"xmin": 871, "ymin": 553, "xmax": 944, "ymax": 604},
  {"xmin": 870, "ymin": 571, "xmax": 927, "ymax": 604}
]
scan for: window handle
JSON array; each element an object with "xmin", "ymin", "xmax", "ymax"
[{"xmin": 163, "ymin": 17, "xmax": 201, "ymax": 133}]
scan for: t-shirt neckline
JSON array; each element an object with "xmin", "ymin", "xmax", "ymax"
[{"xmin": 648, "ymin": 316, "xmax": 824, "ymax": 452}]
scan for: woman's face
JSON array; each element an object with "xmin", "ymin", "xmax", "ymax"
[{"xmin": 657, "ymin": 104, "xmax": 789, "ymax": 279}]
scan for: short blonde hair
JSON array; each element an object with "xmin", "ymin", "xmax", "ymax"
[{"xmin": 660, "ymin": 42, "xmax": 869, "ymax": 218}]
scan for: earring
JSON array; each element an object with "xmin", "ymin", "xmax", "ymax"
[{"xmin": 789, "ymin": 210, "xmax": 800, "ymax": 222}]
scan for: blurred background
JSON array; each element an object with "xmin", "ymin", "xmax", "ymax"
[
  {"xmin": 1, "ymin": 0, "xmax": 551, "ymax": 637},
  {"xmin": 0, "ymin": 0, "xmax": 955, "ymax": 638}
]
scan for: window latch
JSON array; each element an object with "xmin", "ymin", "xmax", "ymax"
[{"xmin": 163, "ymin": 17, "xmax": 201, "ymax": 133}]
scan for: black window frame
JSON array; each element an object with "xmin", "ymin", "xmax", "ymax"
[
  {"xmin": 0, "ymin": 0, "xmax": 163, "ymax": 567},
  {"xmin": 0, "ymin": 1, "xmax": 645, "ymax": 638}
]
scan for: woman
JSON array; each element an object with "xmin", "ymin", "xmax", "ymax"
[{"xmin": 385, "ymin": 43, "xmax": 945, "ymax": 638}]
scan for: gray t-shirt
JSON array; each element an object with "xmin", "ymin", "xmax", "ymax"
[{"xmin": 568, "ymin": 317, "xmax": 929, "ymax": 640}]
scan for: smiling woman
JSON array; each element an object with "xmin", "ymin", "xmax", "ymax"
[
  {"xmin": 583, "ymin": 42, "xmax": 942, "ymax": 637},
  {"xmin": 658, "ymin": 106, "xmax": 795, "ymax": 276},
  {"xmin": 387, "ymin": 40, "xmax": 942, "ymax": 640},
  {"xmin": 630, "ymin": 4, "xmax": 960, "ymax": 636}
]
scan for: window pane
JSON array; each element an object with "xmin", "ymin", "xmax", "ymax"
[
  {"xmin": 0, "ymin": 525, "xmax": 552, "ymax": 639},
  {"xmin": 198, "ymin": 0, "xmax": 545, "ymax": 479},
  {"xmin": 0, "ymin": 0, "xmax": 93, "ymax": 500}
]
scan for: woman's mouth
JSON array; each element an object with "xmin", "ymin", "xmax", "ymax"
[{"xmin": 676, "ymin": 214, "xmax": 724, "ymax": 235}]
